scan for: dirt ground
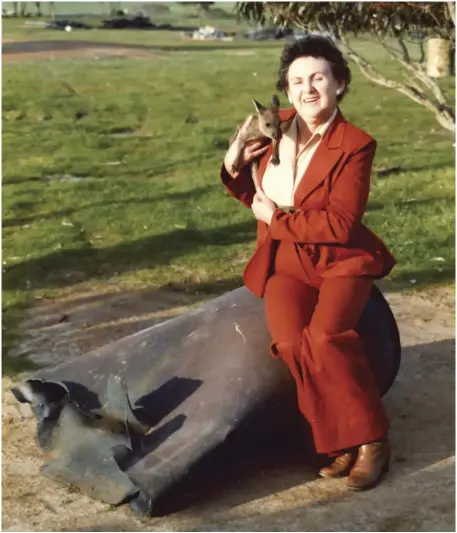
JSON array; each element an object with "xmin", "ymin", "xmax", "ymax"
[
  {"xmin": 3, "ymin": 39, "xmax": 455, "ymax": 531},
  {"xmin": 2, "ymin": 283, "xmax": 455, "ymax": 532},
  {"xmin": 2, "ymin": 38, "xmax": 255, "ymax": 63},
  {"xmin": 2, "ymin": 39, "xmax": 164, "ymax": 63}
]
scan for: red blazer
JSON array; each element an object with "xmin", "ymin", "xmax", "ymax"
[{"xmin": 221, "ymin": 107, "xmax": 397, "ymax": 298}]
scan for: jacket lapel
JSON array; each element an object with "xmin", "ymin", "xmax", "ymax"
[{"xmin": 293, "ymin": 109, "xmax": 346, "ymax": 207}]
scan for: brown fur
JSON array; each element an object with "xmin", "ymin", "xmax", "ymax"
[{"xmin": 229, "ymin": 95, "xmax": 287, "ymax": 181}]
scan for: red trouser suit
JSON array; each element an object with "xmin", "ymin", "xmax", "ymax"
[
  {"xmin": 221, "ymin": 108, "xmax": 397, "ymax": 456},
  {"xmin": 264, "ymin": 241, "xmax": 389, "ymax": 454}
]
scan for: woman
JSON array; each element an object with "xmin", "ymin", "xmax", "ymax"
[{"xmin": 220, "ymin": 36, "xmax": 396, "ymax": 491}]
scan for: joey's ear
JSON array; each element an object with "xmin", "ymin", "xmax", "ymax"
[
  {"xmin": 271, "ymin": 94, "xmax": 280, "ymax": 109},
  {"xmin": 252, "ymin": 99, "xmax": 266, "ymax": 113}
]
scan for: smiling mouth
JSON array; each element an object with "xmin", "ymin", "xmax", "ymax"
[{"xmin": 304, "ymin": 97, "xmax": 320, "ymax": 104}]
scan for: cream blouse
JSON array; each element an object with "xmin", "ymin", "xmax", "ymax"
[{"xmin": 262, "ymin": 107, "xmax": 338, "ymax": 208}]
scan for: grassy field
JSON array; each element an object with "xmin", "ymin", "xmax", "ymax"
[
  {"xmin": 2, "ymin": 1, "xmax": 249, "ymax": 34},
  {"xmin": 2, "ymin": 17, "xmax": 455, "ymax": 374}
]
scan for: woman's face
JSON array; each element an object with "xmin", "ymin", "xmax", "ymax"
[{"xmin": 286, "ymin": 56, "xmax": 344, "ymax": 123}]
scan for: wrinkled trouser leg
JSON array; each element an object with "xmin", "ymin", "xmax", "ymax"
[
  {"xmin": 264, "ymin": 274, "xmax": 390, "ymax": 456},
  {"xmin": 264, "ymin": 275, "xmax": 318, "ymax": 414},
  {"xmin": 264, "ymin": 275, "xmax": 318, "ymax": 457}
]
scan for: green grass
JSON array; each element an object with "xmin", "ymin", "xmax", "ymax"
[
  {"xmin": 1, "ymin": 1, "xmax": 249, "ymax": 36},
  {"xmin": 2, "ymin": 29, "xmax": 455, "ymax": 375}
]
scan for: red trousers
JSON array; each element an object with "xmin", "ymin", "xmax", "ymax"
[{"xmin": 264, "ymin": 242, "xmax": 390, "ymax": 455}]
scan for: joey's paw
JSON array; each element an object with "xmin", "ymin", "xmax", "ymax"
[
  {"xmin": 231, "ymin": 164, "xmax": 239, "ymax": 174},
  {"xmin": 271, "ymin": 156, "xmax": 280, "ymax": 166}
]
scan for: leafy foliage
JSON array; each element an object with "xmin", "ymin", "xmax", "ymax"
[
  {"xmin": 235, "ymin": 2, "xmax": 456, "ymax": 131},
  {"xmin": 235, "ymin": 2, "xmax": 455, "ymax": 43}
]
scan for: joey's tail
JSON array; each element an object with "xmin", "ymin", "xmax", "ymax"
[{"xmin": 251, "ymin": 160, "xmax": 261, "ymax": 193}]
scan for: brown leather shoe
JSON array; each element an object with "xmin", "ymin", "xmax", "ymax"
[
  {"xmin": 319, "ymin": 452, "xmax": 355, "ymax": 478},
  {"xmin": 347, "ymin": 439, "xmax": 390, "ymax": 491}
]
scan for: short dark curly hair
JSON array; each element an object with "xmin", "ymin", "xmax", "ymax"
[{"xmin": 276, "ymin": 35, "xmax": 351, "ymax": 102}]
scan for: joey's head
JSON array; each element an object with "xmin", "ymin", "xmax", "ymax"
[{"xmin": 252, "ymin": 95, "xmax": 281, "ymax": 141}]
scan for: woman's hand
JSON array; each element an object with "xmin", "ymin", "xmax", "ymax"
[
  {"xmin": 238, "ymin": 139, "xmax": 270, "ymax": 168},
  {"xmin": 251, "ymin": 189, "xmax": 277, "ymax": 225},
  {"xmin": 236, "ymin": 116, "xmax": 270, "ymax": 166},
  {"xmin": 224, "ymin": 116, "xmax": 269, "ymax": 177}
]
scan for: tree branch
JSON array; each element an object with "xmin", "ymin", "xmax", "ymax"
[
  {"xmin": 339, "ymin": 34, "xmax": 455, "ymax": 132},
  {"xmin": 378, "ymin": 37, "xmax": 449, "ymax": 106},
  {"xmin": 418, "ymin": 39, "xmax": 426, "ymax": 63},
  {"xmin": 234, "ymin": 1, "xmax": 455, "ymax": 132},
  {"xmin": 397, "ymin": 36, "xmax": 411, "ymax": 63},
  {"xmin": 448, "ymin": 2, "xmax": 456, "ymax": 26}
]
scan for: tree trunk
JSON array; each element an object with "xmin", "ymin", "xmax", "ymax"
[
  {"xmin": 427, "ymin": 38, "xmax": 453, "ymax": 78},
  {"xmin": 49, "ymin": 2, "xmax": 55, "ymax": 20}
]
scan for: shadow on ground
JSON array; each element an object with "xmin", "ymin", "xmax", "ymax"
[
  {"xmin": 3, "ymin": 220, "xmax": 255, "ymax": 292},
  {"xmin": 366, "ymin": 196, "xmax": 454, "ymax": 213},
  {"xmin": 3, "ymin": 179, "xmax": 454, "ymax": 294},
  {"xmin": 2, "ymin": 40, "xmax": 277, "ymax": 56},
  {"xmin": 2, "ymin": 185, "xmax": 220, "ymax": 228}
]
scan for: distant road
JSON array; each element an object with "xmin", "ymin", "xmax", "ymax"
[{"xmin": 2, "ymin": 40, "xmax": 160, "ymax": 54}]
